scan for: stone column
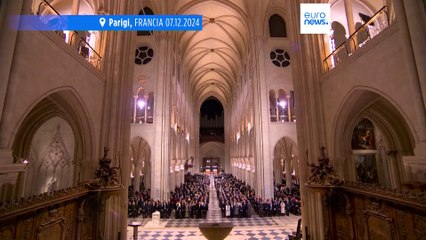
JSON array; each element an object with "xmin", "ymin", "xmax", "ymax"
[
  {"xmin": 0, "ymin": 0, "xmax": 24, "ymax": 123},
  {"xmin": 275, "ymin": 101, "xmax": 279, "ymax": 121},
  {"xmin": 401, "ymin": 0, "xmax": 426, "ymax": 109},
  {"xmin": 143, "ymin": 95, "xmax": 148, "ymax": 123},
  {"xmin": 178, "ymin": 160, "xmax": 184, "ymax": 186},
  {"xmin": 286, "ymin": 157, "xmax": 292, "ymax": 188},
  {"xmin": 343, "ymin": 0, "xmax": 355, "ymax": 35},
  {"xmin": 393, "ymin": 0, "xmax": 426, "ymax": 137},
  {"xmin": 71, "ymin": 0, "xmax": 80, "ymax": 15},
  {"xmin": 133, "ymin": 96, "xmax": 137, "ymax": 123},
  {"xmin": 244, "ymin": 159, "xmax": 249, "ymax": 183},
  {"xmin": 169, "ymin": 160, "xmax": 175, "ymax": 189},
  {"xmin": 294, "ymin": 156, "xmax": 300, "ymax": 183},
  {"xmin": 343, "ymin": 0, "xmax": 357, "ymax": 52},
  {"xmin": 286, "ymin": 95, "xmax": 292, "ymax": 122},
  {"xmin": 175, "ymin": 160, "xmax": 180, "ymax": 186},
  {"xmin": 152, "ymin": 34, "xmax": 172, "ymax": 201},
  {"xmin": 239, "ymin": 162, "xmax": 243, "ymax": 180},
  {"xmin": 289, "ymin": 0, "xmax": 328, "ymax": 238},
  {"xmin": 97, "ymin": 1, "xmax": 135, "ymax": 239},
  {"xmin": 252, "ymin": 32, "xmax": 273, "ymax": 199},
  {"xmin": 134, "ymin": 161, "xmax": 140, "ymax": 192}
]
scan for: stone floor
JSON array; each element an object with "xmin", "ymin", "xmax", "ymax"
[
  {"xmin": 127, "ymin": 176, "xmax": 300, "ymax": 240},
  {"xmin": 127, "ymin": 215, "xmax": 300, "ymax": 240}
]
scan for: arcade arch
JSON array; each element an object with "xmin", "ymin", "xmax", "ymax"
[
  {"xmin": 273, "ymin": 137, "xmax": 299, "ymax": 189},
  {"xmin": 130, "ymin": 137, "xmax": 151, "ymax": 192}
]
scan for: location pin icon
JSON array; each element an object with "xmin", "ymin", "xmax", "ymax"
[{"xmin": 99, "ymin": 17, "xmax": 106, "ymax": 27}]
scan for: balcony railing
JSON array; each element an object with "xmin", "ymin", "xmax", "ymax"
[
  {"xmin": 323, "ymin": 6, "xmax": 391, "ymax": 71},
  {"xmin": 37, "ymin": 0, "xmax": 102, "ymax": 69}
]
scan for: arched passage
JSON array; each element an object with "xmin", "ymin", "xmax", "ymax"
[
  {"xmin": 130, "ymin": 136, "xmax": 151, "ymax": 192},
  {"xmin": 273, "ymin": 137, "xmax": 298, "ymax": 188}
]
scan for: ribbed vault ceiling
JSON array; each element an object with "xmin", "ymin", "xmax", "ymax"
[{"xmin": 177, "ymin": 0, "xmax": 249, "ymax": 107}]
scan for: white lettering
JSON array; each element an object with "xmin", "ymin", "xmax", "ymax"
[
  {"xmin": 108, "ymin": 18, "xmax": 132, "ymax": 29},
  {"xmin": 134, "ymin": 18, "xmax": 164, "ymax": 28}
]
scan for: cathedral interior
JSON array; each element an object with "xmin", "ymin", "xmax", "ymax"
[{"xmin": 0, "ymin": 0, "xmax": 425, "ymax": 239}]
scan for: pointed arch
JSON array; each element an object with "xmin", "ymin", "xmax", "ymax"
[
  {"xmin": 130, "ymin": 136, "xmax": 151, "ymax": 191},
  {"xmin": 332, "ymin": 88, "xmax": 415, "ymax": 187},
  {"xmin": 12, "ymin": 88, "xmax": 95, "ymax": 197},
  {"xmin": 269, "ymin": 14, "xmax": 287, "ymax": 37},
  {"xmin": 273, "ymin": 137, "xmax": 298, "ymax": 186}
]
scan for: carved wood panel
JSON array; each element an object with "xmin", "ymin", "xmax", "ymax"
[
  {"xmin": 364, "ymin": 210, "xmax": 395, "ymax": 240},
  {"xmin": 64, "ymin": 202, "xmax": 77, "ymax": 240},
  {"xmin": 330, "ymin": 191, "xmax": 354, "ymax": 239},
  {"xmin": 0, "ymin": 224, "xmax": 15, "ymax": 240},
  {"xmin": 36, "ymin": 217, "xmax": 66, "ymax": 240},
  {"xmin": 327, "ymin": 187, "xmax": 426, "ymax": 240},
  {"xmin": 412, "ymin": 214, "xmax": 426, "ymax": 240},
  {"xmin": 395, "ymin": 208, "xmax": 412, "ymax": 239},
  {"xmin": 0, "ymin": 197, "xmax": 96, "ymax": 240},
  {"xmin": 353, "ymin": 195, "xmax": 366, "ymax": 239},
  {"xmin": 16, "ymin": 217, "xmax": 36, "ymax": 240},
  {"xmin": 81, "ymin": 196, "xmax": 98, "ymax": 239},
  {"xmin": 0, "ymin": 184, "xmax": 121, "ymax": 240}
]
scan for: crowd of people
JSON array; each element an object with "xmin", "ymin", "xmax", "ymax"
[
  {"xmin": 215, "ymin": 173, "xmax": 255, "ymax": 218},
  {"xmin": 128, "ymin": 173, "xmax": 210, "ymax": 219},
  {"xmin": 251, "ymin": 183, "xmax": 301, "ymax": 217},
  {"xmin": 128, "ymin": 172, "xmax": 301, "ymax": 220},
  {"xmin": 128, "ymin": 186, "xmax": 173, "ymax": 219},
  {"xmin": 169, "ymin": 173, "xmax": 210, "ymax": 219}
]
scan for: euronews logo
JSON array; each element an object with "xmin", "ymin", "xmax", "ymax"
[{"xmin": 300, "ymin": 3, "xmax": 330, "ymax": 34}]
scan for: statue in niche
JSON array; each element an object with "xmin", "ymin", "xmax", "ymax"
[
  {"xmin": 89, "ymin": 147, "xmax": 119, "ymax": 189},
  {"xmin": 307, "ymin": 146, "xmax": 343, "ymax": 185}
]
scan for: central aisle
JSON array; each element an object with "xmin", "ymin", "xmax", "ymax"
[{"xmin": 206, "ymin": 174, "xmax": 223, "ymax": 221}]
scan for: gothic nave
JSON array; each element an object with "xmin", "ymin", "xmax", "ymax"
[{"xmin": 0, "ymin": 0, "xmax": 425, "ymax": 239}]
